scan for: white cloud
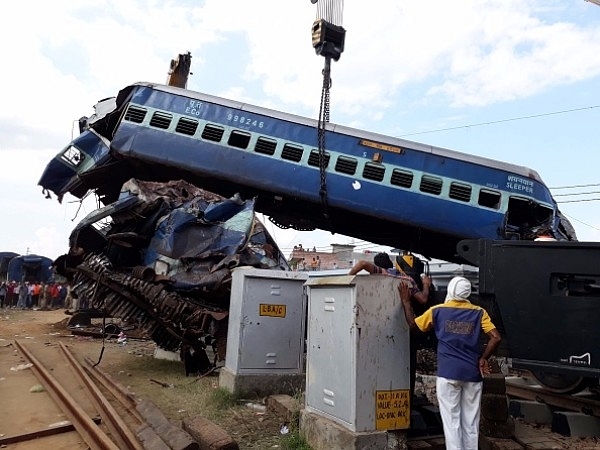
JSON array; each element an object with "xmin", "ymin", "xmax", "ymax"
[{"xmin": 0, "ymin": 0, "xmax": 599, "ymax": 259}]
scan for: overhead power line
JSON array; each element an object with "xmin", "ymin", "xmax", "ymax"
[
  {"xmin": 398, "ymin": 105, "xmax": 600, "ymax": 137},
  {"xmin": 557, "ymin": 198, "xmax": 600, "ymax": 204},
  {"xmin": 550, "ymin": 183, "xmax": 600, "ymax": 190},
  {"xmin": 554, "ymin": 190, "xmax": 600, "ymax": 197},
  {"xmin": 562, "ymin": 212, "xmax": 600, "ymax": 232}
]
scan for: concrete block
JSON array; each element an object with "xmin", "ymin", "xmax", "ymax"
[
  {"xmin": 479, "ymin": 435, "xmax": 524, "ymax": 450},
  {"xmin": 514, "ymin": 422, "xmax": 563, "ymax": 449},
  {"xmin": 266, "ymin": 394, "xmax": 302, "ymax": 424},
  {"xmin": 300, "ymin": 409, "xmax": 402, "ymax": 450},
  {"xmin": 551, "ymin": 411, "xmax": 600, "ymax": 437},
  {"xmin": 182, "ymin": 416, "xmax": 239, "ymax": 450},
  {"xmin": 218, "ymin": 366, "xmax": 305, "ymax": 397},
  {"xmin": 508, "ymin": 400, "xmax": 553, "ymax": 425}
]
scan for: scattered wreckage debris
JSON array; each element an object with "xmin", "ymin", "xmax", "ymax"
[
  {"xmin": 67, "ymin": 316, "xmax": 148, "ymax": 341},
  {"xmin": 66, "ymin": 308, "xmax": 110, "ymax": 328},
  {"xmin": 54, "ymin": 178, "xmax": 289, "ymax": 370}
]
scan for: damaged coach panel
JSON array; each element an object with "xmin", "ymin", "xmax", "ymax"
[
  {"xmin": 53, "ymin": 179, "xmax": 288, "ymax": 360},
  {"xmin": 39, "ymin": 82, "xmax": 576, "ymax": 265}
]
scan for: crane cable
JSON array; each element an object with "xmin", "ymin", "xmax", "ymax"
[
  {"xmin": 315, "ymin": 0, "xmax": 344, "ymax": 29},
  {"xmin": 318, "ymin": 59, "xmax": 331, "ymax": 220},
  {"xmin": 313, "ymin": 0, "xmax": 345, "ymax": 221}
]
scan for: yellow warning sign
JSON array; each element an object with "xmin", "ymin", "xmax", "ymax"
[
  {"xmin": 259, "ymin": 303, "xmax": 286, "ymax": 318},
  {"xmin": 375, "ymin": 389, "xmax": 410, "ymax": 430}
]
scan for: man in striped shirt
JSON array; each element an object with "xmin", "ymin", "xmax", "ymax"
[{"xmin": 399, "ymin": 276, "xmax": 501, "ymax": 450}]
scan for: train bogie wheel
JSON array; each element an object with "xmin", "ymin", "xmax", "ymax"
[{"xmin": 532, "ymin": 370, "xmax": 589, "ymax": 394}]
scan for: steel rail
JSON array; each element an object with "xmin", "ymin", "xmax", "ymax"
[
  {"xmin": 59, "ymin": 342, "xmax": 144, "ymax": 450},
  {"xmin": 82, "ymin": 355, "xmax": 144, "ymax": 423},
  {"xmin": 15, "ymin": 340, "xmax": 120, "ymax": 450},
  {"xmin": 83, "ymin": 355, "xmax": 179, "ymax": 450},
  {"xmin": 506, "ymin": 379, "xmax": 600, "ymax": 417}
]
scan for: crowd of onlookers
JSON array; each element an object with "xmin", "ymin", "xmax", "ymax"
[{"xmin": 0, "ymin": 280, "xmax": 74, "ymax": 310}]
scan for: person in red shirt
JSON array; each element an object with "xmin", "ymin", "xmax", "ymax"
[
  {"xmin": 32, "ymin": 283, "xmax": 41, "ymax": 308},
  {"xmin": 49, "ymin": 284, "xmax": 60, "ymax": 309}
]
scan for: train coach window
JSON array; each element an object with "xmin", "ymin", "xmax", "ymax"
[
  {"xmin": 479, "ymin": 189, "xmax": 501, "ymax": 209},
  {"xmin": 61, "ymin": 145, "xmax": 85, "ymax": 167},
  {"xmin": 363, "ymin": 162, "xmax": 385, "ymax": 182},
  {"xmin": 506, "ymin": 196, "xmax": 553, "ymax": 230},
  {"xmin": 228, "ymin": 130, "xmax": 251, "ymax": 149},
  {"xmin": 124, "ymin": 105, "xmax": 147, "ymax": 123},
  {"xmin": 281, "ymin": 144, "xmax": 304, "ymax": 162},
  {"xmin": 149, "ymin": 111, "xmax": 172, "ymax": 129},
  {"xmin": 308, "ymin": 150, "xmax": 330, "ymax": 168},
  {"xmin": 420, "ymin": 175, "xmax": 443, "ymax": 195},
  {"xmin": 335, "ymin": 156, "xmax": 357, "ymax": 175},
  {"xmin": 449, "ymin": 182, "xmax": 472, "ymax": 202},
  {"xmin": 201, "ymin": 124, "xmax": 225, "ymax": 142},
  {"xmin": 254, "ymin": 137, "xmax": 277, "ymax": 155},
  {"xmin": 175, "ymin": 117, "xmax": 199, "ymax": 136},
  {"xmin": 391, "ymin": 169, "xmax": 413, "ymax": 188}
]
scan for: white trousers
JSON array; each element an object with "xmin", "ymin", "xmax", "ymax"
[{"xmin": 436, "ymin": 376, "xmax": 483, "ymax": 450}]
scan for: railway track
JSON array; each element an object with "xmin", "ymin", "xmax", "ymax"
[
  {"xmin": 0, "ymin": 340, "xmax": 164, "ymax": 449},
  {"xmin": 506, "ymin": 375, "xmax": 600, "ymax": 418}
]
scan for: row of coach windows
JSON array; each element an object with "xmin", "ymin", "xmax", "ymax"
[{"xmin": 127, "ymin": 106, "xmax": 502, "ymax": 210}]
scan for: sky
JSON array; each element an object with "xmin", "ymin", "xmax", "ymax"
[{"xmin": 1, "ymin": 0, "xmax": 599, "ymax": 261}]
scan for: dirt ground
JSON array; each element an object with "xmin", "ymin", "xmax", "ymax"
[
  {"xmin": 3, "ymin": 309, "xmax": 600, "ymax": 450},
  {"xmin": 0, "ymin": 308, "xmax": 291, "ymax": 450}
]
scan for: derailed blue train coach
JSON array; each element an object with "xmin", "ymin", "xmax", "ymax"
[
  {"xmin": 39, "ymin": 82, "xmax": 577, "ymax": 265},
  {"xmin": 6, "ymin": 254, "xmax": 54, "ymax": 283},
  {"xmin": 0, "ymin": 252, "xmax": 19, "ymax": 281}
]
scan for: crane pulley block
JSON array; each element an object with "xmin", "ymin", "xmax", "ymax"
[{"xmin": 312, "ymin": 19, "xmax": 346, "ymax": 61}]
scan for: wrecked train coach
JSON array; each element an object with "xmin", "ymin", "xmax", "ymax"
[
  {"xmin": 39, "ymin": 82, "xmax": 576, "ymax": 266},
  {"xmin": 39, "ymin": 80, "xmax": 581, "ymax": 384},
  {"xmin": 52, "ymin": 178, "xmax": 288, "ymax": 364}
]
